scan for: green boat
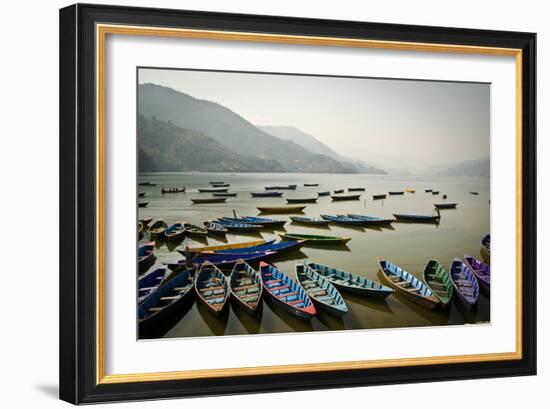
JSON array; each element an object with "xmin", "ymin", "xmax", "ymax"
[
  {"xmin": 422, "ymin": 259, "xmax": 454, "ymax": 306},
  {"xmin": 278, "ymin": 232, "xmax": 351, "ymax": 244}
]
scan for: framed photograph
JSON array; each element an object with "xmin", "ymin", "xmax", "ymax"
[{"xmin": 59, "ymin": 3, "xmax": 536, "ymax": 404}]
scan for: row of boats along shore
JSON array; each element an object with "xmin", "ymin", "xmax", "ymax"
[
  {"xmin": 138, "ymin": 214, "xmax": 491, "ymax": 332},
  {"xmin": 138, "ymin": 180, "xmax": 481, "ymax": 208}
]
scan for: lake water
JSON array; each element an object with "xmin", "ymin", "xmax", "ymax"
[{"xmin": 138, "ymin": 172, "xmax": 490, "ymax": 339}]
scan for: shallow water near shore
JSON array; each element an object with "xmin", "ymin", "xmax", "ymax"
[{"xmin": 138, "ymin": 172, "xmax": 490, "ymax": 339}]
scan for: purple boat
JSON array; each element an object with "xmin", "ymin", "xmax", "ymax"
[
  {"xmin": 169, "ymin": 250, "xmax": 276, "ymax": 270},
  {"xmin": 464, "ymin": 255, "xmax": 490, "ymax": 292},
  {"xmin": 449, "ymin": 258, "xmax": 480, "ymax": 308}
]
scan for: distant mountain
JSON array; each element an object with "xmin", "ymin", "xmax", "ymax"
[
  {"xmin": 258, "ymin": 125, "xmax": 386, "ymax": 174},
  {"xmin": 139, "ymin": 84, "xmax": 359, "ymax": 173},
  {"xmin": 138, "ymin": 116, "xmax": 284, "ymax": 172},
  {"xmin": 435, "ymin": 158, "xmax": 490, "ymax": 178}
]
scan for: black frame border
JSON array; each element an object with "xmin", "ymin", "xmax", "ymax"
[{"xmin": 59, "ymin": 3, "xmax": 536, "ymax": 404}]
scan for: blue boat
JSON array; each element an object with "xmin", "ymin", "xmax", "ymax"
[
  {"xmin": 290, "ymin": 216, "xmax": 330, "ymax": 226},
  {"xmin": 138, "ymin": 269, "xmax": 194, "ymax": 332},
  {"xmin": 296, "ymin": 264, "xmax": 348, "ymax": 317},
  {"xmin": 138, "ymin": 268, "xmax": 166, "ymax": 304},
  {"xmin": 321, "ymin": 214, "xmax": 366, "ymax": 226},
  {"xmin": 346, "ymin": 214, "xmax": 395, "ymax": 226},
  {"xmin": 260, "ymin": 262, "xmax": 316, "ymax": 320},
  {"xmin": 229, "ymin": 260, "xmax": 263, "ymax": 315},
  {"xmin": 377, "ymin": 259, "xmax": 440, "ymax": 308},
  {"xmin": 175, "ymin": 250, "xmax": 276, "ymax": 268},
  {"xmin": 138, "ymin": 242, "xmax": 156, "ymax": 273},
  {"xmin": 195, "ymin": 262, "xmax": 230, "ymax": 316},
  {"xmin": 221, "ymin": 216, "xmax": 286, "ymax": 228},
  {"xmin": 203, "ymin": 220, "xmax": 228, "ymax": 235},
  {"xmin": 306, "ymin": 262, "xmax": 393, "ymax": 299},
  {"xmin": 215, "ymin": 218, "xmax": 263, "ymax": 232},
  {"xmin": 214, "ymin": 240, "xmax": 306, "ymax": 255},
  {"xmin": 164, "ymin": 222, "xmax": 186, "ymax": 240},
  {"xmin": 450, "ymin": 258, "xmax": 480, "ymax": 309}
]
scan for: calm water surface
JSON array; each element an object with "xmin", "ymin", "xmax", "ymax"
[{"xmin": 138, "ymin": 172, "xmax": 490, "ymax": 339}]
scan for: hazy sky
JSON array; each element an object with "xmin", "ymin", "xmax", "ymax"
[{"xmin": 139, "ymin": 68, "xmax": 490, "ymax": 172}]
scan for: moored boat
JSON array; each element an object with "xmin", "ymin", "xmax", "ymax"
[
  {"xmin": 209, "ymin": 181, "xmax": 225, "ymax": 185},
  {"xmin": 161, "ymin": 186, "xmax": 185, "ymax": 193},
  {"xmin": 304, "ymin": 183, "xmax": 319, "ymax": 187},
  {"xmin": 229, "ymin": 260, "xmax": 263, "ymax": 314},
  {"xmin": 265, "ymin": 184, "xmax": 297, "ymax": 190},
  {"xmin": 469, "ymin": 191, "xmax": 479, "ymax": 195},
  {"xmin": 182, "ymin": 222, "xmax": 208, "ymax": 237},
  {"xmin": 138, "ymin": 268, "xmax": 167, "ymax": 304},
  {"xmin": 377, "ymin": 259, "xmax": 439, "ymax": 308},
  {"xmin": 290, "ymin": 216, "xmax": 330, "ymax": 226},
  {"xmin": 138, "ymin": 201, "xmax": 150, "ymax": 208},
  {"xmin": 425, "ymin": 189, "xmax": 433, "ymax": 193},
  {"xmin": 321, "ymin": 214, "xmax": 367, "ymax": 226},
  {"xmin": 138, "ymin": 182, "xmax": 156, "ymax": 186},
  {"xmin": 317, "ymin": 191, "xmax": 330, "ymax": 197},
  {"xmin": 198, "ymin": 188, "xmax": 229, "ymax": 193},
  {"xmin": 138, "ymin": 192, "xmax": 146, "ymax": 197},
  {"xmin": 203, "ymin": 220, "xmax": 228, "ymax": 235},
  {"xmin": 257, "ymin": 205, "xmax": 306, "ymax": 214},
  {"xmin": 286, "ymin": 197, "xmax": 318, "ymax": 204},
  {"xmin": 176, "ymin": 251, "xmax": 275, "ymax": 269},
  {"xmin": 296, "ymin": 264, "xmax": 348, "ymax": 317},
  {"xmin": 449, "ymin": 258, "xmax": 480, "ymax": 309},
  {"xmin": 260, "ymin": 262, "xmax": 316, "ymax": 320},
  {"xmin": 348, "ymin": 187, "xmax": 365, "ymax": 192},
  {"xmin": 393, "ymin": 212, "xmax": 441, "ymax": 223},
  {"xmin": 372, "ymin": 194, "xmax": 387, "ymax": 200},
  {"xmin": 333, "ymin": 189, "xmax": 344, "ymax": 194},
  {"xmin": 220, "ymin": 216, "xmax": 286, "ymax": 228},
  {"xmin": 210, "ymin": 183, "xmax": 230, "ymax": 187},
  {"xmin": 188, "ymin": 239, "xmax": 273, "ymax": 253},
  {"xmin": 432, "ymin": 191, "xmax": 440, "ymax": 195},
  {"xmin": 251, "ymin": 191, "xmax": 283, "ymax": 197},
  {"xmin": 422, "ymin": 260, "xmax": 453, "ymax": 306},
  {"xmin": 164, "ymin": 222, "xmax": 186, "ymax": 241},
  {"xmin": 195, "ymin": 262, "xmax": 229, "ymax": 316},
  {"xmin": 464, "ymin": 255, "xmax": 490, "ymax": 292},
  {"xmin": 191, "ymin": 197, "xmax": 227, "ymax": 204},
  {"xmin": 405, "ymin": 188, "xmax": 416, "ymax": 193},
  {"xmin": 306, "ymin": 262, "xmax": 393, "ymax": 299},
  {"xmin": 346, "ymin": 214, "xmax": 395, "ymax": 226},
  {"xmin": 215, "ymin": 219, "xmax": 263, "ymax": 232},
  {"xmin": 138, "ymin": 269, "xmax": 194, "ymax": 332},
  {"xmin": 213, "ymin": 240, "xmax": 306, "ymax": 255},
  {"xmin": 138, "ymin": 242, "xmax": 156, "ymax": 273},
  {"xmin": 330, "ymin": 194, "xmax": 361, "ymax": 201},
  {"xmin": 388, "ymin": 191, "xmax": 404, "ymax": 195},
  {"xmin": 149, "ymin": 220, "xmax": 168, "ymax": 237},
  {"xmin": 279, "ymin": 232, "xmax": 351, "ymax": 245},
  {"xmin": 213, "ymin": 192, "xmax": 238, "ymax": 197},
  {"xmin": 434, "ymin": 203, "xmax": 457, "ymax": 209}
]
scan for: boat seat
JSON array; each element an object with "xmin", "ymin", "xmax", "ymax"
[
  {"xmin": 270, "ymin": 285, "xmax": 290, "ymax": 293},
  {"xmin": 160, "ymin": 295, "xmax": 181, "ymax": 301},
  {"xmin": 287, "ymin": 298, "xmax": 305, "ymax": 305},
  {"xmin": 265, "ymin": 279, "xmax": 282, "ymax": 285},
  {"xmin": 281, "ymin": 291, "xmax": 299, "ymax": 300},
  {"xmin": 310, "ymin": 290, "xmax": 328, "ymax": 297},
  {"xmin": 139, "ymin": 286, "xmax": 156, "ymax": 292},
  {"xmin": 233, "ymin": 283, "xmax": 258, "ymax": 291},
  {"xmin": 148, "ymin": 307, "xmax": 164, "ymax": 312},
  {"xmin": 173, "ymin": 286, "xmax": 191, "ymax": 292}
]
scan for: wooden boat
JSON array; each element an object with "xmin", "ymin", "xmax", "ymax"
[
  {"xmin": 210, "ymin": 183, "xmax": 230, "ymax": 187},
  {"xmin": 215, "ymin": 219, "xmax": 263, "ymax": 232},
  {"xmin": 138, "ymin": 192, "xmax": 146, "ymax": 197},
  {"xmin": 304, "ymin": 183, "xmax": 319, "ymax": 187},
  {"xmin": 195, "ymin": 262, "xmax": 229, "ymax": 316},
  {"xmin": 434, "ymin": 203, "xmax": 457, "ymax": 209},
  {"xmin": 480, "ymin": 234, "xmax": 491, "ymax": 264},
  {"xmin": 348, "ymin": 187, "xmax": 365, "ymax": 192},
  {"xmin": 469, "ymin": 191, "xmax": 479, "ymax": 195},
  {"xmin": 138, "ymin": 202, "xmax": 150, "ymax": 208},
  {"xmin": 138, "ymin": 222, "xmax": 144, "ymax": 240},
  {"xmin": 388, "ymin": 191, "xmax": 404, "ymax": 195},
  {"xmin": 290, "ymin": 216, "xmax": 330, "ymax": 226},
  {"xmin": 213, "ymin": 240, "xmax": 306, "ymax": 255},
  {"xmin": 405, "ymin": 188, "xmax": 416, "ymax": 193},
  {"xmin": 229, "ymin": 260, "xmax": 263, "ymax": 314},
  {"xmin": 377, "ymin": 259, "xmax": 440, "ymax": 308},
  {"xmin": 372, "ymin": 194, "xmax": 387, "ymax": 200},
  {"xmin": 449, "ymin": 258, "xmax": 480, "ymax": 309},
  {"xmin": 422, "ymin": 260, "xmax": 454, "ymax": 306},
  {"xmin": 257, "ymin": 205, "xmax": 306, "ymax": 214},
  {"xmin": 260, "ymin": 262, "xmax": 316, "ymax": 320},
  {"xmin": 317, "ymin": 191, "xmax": 330, "ymax": 197},
  {"xmin": 149, "ymin": 220, "xmax": 168, "ymax": 237},
  {"xmin": 251, "ymin": 191, "xmax": 283, "ymax": 197},
  {"xmin": 138, "ymin": 242, "xmax": 156, "ymax": 273},
  {"xmin": 286, "ymin": 197, "xmax": 318, "ymax": 204},
  {"xmin": 393, "ymin": 212, "xmax": 440, "ymax": 223},
  {"xmin": 432, "ymin": 191, "xmax": 440, "ymax": 195},
  {"xmin": 177, "ymin": 251, "xmax": 275, "ymax": 269},
  {"xmin": 182, "ymin": 222, "xmax": 208, "ymax": 237},
  {"xmin": 321, "ymin": 214, "xmax": 367, "ymax": 226},
  {"xmin": 425, "ymin": 189, "xmax": 433, "ymax": 193},
  {"xmin": 198, "ymin": 188, "xmax": 229, "ymax": 193},
  {"xmin": 138, "ymin": 269, "xmax": 194, "ymax": 332},
  {"xmin": 138, "ymin": 268, "xmax": 166, "ymax": 304},
  {"xmin": 213, "ymin": 192, "xmax": 238, "ymax": 197},
  {"xmin": 164, "ymin": 222, "xmax": 186, "ymax": 241},
  {"xmin": 279, "ymin": 232, "xmax": 351, "ymax": 245},
  {"xmin": 333, "ymin": 189, "xmax": 344, "ymax": 194},
  {"xmin": 209, "ymin": 181, "xmax": 225, "ymax": 185},
  {"xmin": 221, "ymin": 216, "xmax": 286, "ymax": 228},
  {"xmin": 265, "ymin": 185, "xmax": 297, "ymax": 190},
  {"xmin": 139, "ymin": 217, "xmax": 153, "ymax": 227},
  {"xmin": 138, "ymin": 182, "xmax": 156, "ymax": 186},
  {"xmin": 296, "ymin": 264, "xmax": 348, "ymax": 317},
  {"xmin": 306, "ymin": 262, "xmax": 393, "ymax": 299},
  {"xmin": 330, "ymin": 194, "xmax": 361, "ymax": 201},
  {"xmin": 346, "ymin": 214, "xmax": 395, "ymax": 226},
  {"xmin": 188, "ymin": 239, "xmax": 273, "ymax": 254},
  {"xmin": 191, "ymin": 197, "xmax": 227, "ymax": 204},
  {"xmin": 464, "ymin": 255, "xmax": 490, "ymax": 292},
  {"xmin": 161, "ymin": 187, "xmax": 185, "ymax": 193},
  {"xmin": 203, "ymin": 220, "xmax": 228, "ymax": 235}
]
